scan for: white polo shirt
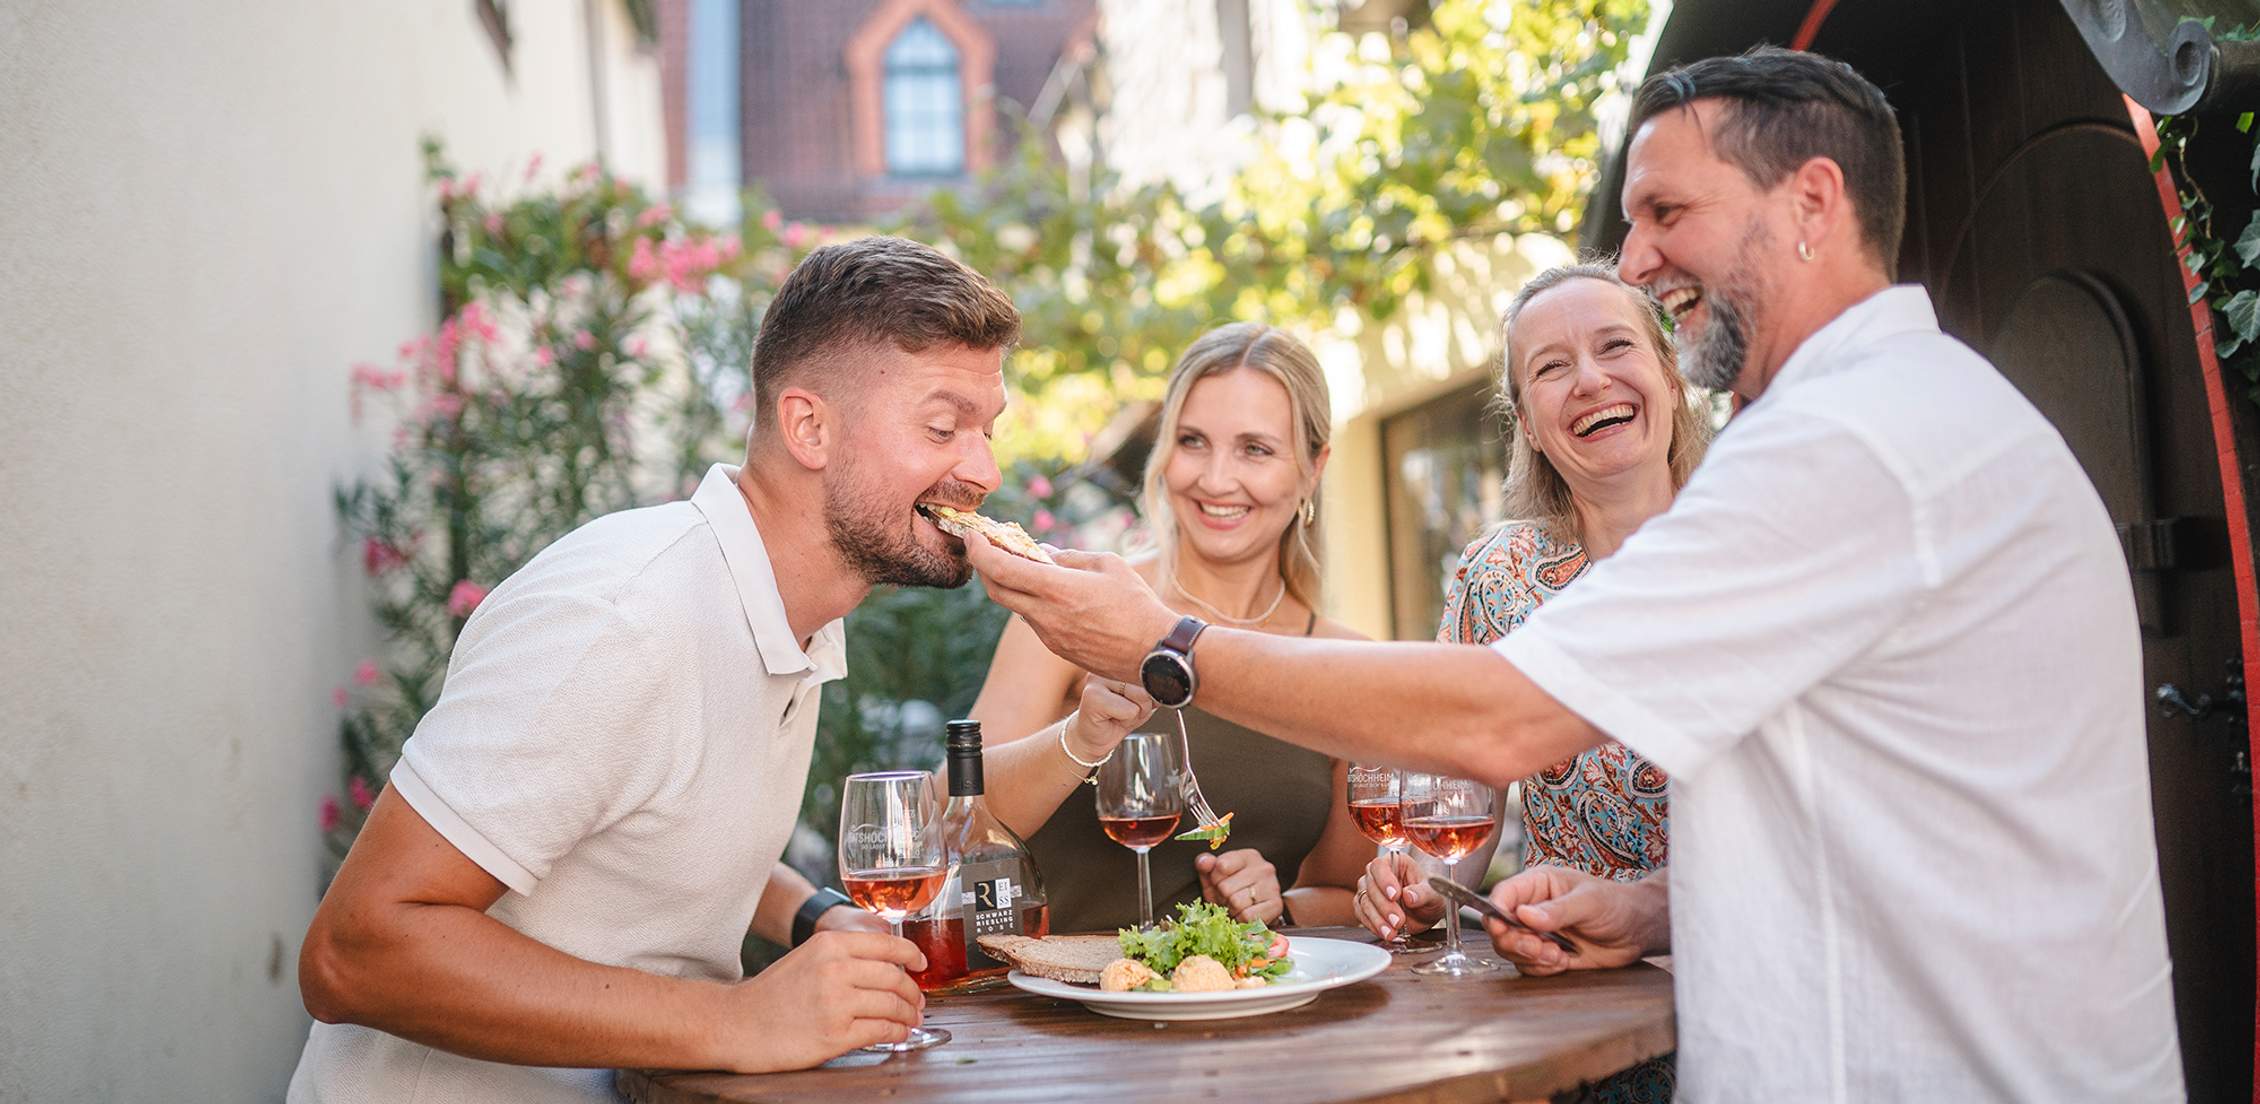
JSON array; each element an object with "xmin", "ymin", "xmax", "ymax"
[
  {"xmin": 1497, "ymin": 288, "xmax": 2183, "ymax": 1101},
  {"xmin": 289, "ymin": 464, "xmax": 846, "ymax": 1103}
]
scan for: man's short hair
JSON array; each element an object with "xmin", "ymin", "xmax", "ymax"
[
  {"xmin": 749, "ymin": 236, "xmax": 1021, "ymax": 431},
  {"xmin": 1633, "ymin": 46, "xmax": 1906, "ymax": 277}
]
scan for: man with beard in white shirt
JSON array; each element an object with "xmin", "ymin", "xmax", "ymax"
[
  {"xmin": 965, "ymin": 48, "xmax": 2184, "ymax": 1101},
  {"xmin": 290, "ymin": 236, "xmax": 1022, "ymax": 1101}
]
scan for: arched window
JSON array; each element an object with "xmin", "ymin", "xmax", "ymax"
[{"xmin": 883, "ymin": 17, "xmax": 964, "ymax": 177}]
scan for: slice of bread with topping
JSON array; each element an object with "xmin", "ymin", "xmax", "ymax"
[{"xmin": 976, "ymin": 933, "xmax": 1121, "ymax": 986}]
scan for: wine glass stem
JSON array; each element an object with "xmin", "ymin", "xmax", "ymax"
[
  {"xmin": 1441, "ymin": 858, "xmax": 1462, "ymax": 959},
  {"xmin": 1136, "ymin": 846, "xmax": 1154, "ymax": 927}
]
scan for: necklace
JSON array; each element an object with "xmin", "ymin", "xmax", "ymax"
[{"xmin": 1169, "ymin": 572, "xmax": 1287, "ymax": 627}]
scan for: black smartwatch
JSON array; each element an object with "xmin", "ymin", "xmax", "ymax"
[
  {"xmin": 792, "ymin": 887, "xmax": 854, "ymax": 947},
  {"xmin": 1139, "ymin": 615, "xmax": 1208, "ymax": 708}
]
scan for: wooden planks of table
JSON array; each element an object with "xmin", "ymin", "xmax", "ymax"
[{"xmin": 617, "ymin": 928, "xmax": 1675, "ymax": 1104}]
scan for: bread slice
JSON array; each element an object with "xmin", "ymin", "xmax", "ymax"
[
  {"xmin": 977, "ymin": 933, "xmax": 1121, "ymax": 986},
  {"xmin": 923, "ymin": 504, "xmax": 1057, "ymax": 564}
]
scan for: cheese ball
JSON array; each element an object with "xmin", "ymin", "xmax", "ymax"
[
  {"xmin": 1099, "ymin": 958, "xmax": 1157, "ymax": 992},
  {"xmin": 1170, "ymin": 955, "xmax": 1235, "ymax": 993}
]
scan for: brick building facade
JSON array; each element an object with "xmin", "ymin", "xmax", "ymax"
[{"xmin": 661, "ymin": 0, "xmax": 1096, "ymax": 224}]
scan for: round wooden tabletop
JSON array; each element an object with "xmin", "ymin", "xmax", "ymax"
[{"xmin": 618, "ymin": 928, "xmax": 1675, "ymax": 1104}]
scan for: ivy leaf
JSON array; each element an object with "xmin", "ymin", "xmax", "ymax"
[
  {"xmin": 2220, "ymin": 333, "xmax": 2245, "ymax": 361},
  {"xmin": 2191, "ymin": 280, "xmax": 2211, "ymax": 304},
  {"xmin": 2222, "ymin": 290, "xmax": 2260, "ymax": 342},
  {"xmin": 2249, "ymin": 138, "xmax": 2260, "ymax": 191},
  {"xmin": 2237, "ymin": 213, "xmax": 2260, "ymax": 267}
]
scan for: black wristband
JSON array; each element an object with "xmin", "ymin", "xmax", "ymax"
[{"xmin": 792, "ymin": 887, "xmax": 853, "ymax": 947}]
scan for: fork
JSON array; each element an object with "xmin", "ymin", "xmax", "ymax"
[{"xmin": 1168, "ymin": 708, "xmax": 1225, "ymax": 828}]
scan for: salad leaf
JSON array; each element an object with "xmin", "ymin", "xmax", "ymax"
[
  {"xmin": 1173, "ymin": 811, "xmax": 1235, "ymax": 850},
  {"xmin": 1117, "ymin": 900, "xmax": 1287, "ymax": 979}
]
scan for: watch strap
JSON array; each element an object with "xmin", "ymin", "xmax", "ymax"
[
  {"xmin": 1162, "ymin": 615, "xmax": 1208, "ymax": 654},
  {"xmin": 792, "ymin": 886, "xmax": 854, "ymax": 947}
]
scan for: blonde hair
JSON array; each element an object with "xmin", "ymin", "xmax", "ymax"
[
  {"xmin": 1494, "ymin": 263, "xmax": 1712, "ymax": 541},
  {"xmin": 1140, "ymin": 323, "xmax": 1332, "ymax": 612}
]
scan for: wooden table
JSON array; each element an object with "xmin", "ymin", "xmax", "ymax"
[{"xmin": 618, "ymin": 928, "xmax": 1675, "ymax": 1104}]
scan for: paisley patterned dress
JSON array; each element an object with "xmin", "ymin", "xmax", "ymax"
[{"xmin": 1438, "ymin": 520, "xmax": 1676, "ymax": 1102}]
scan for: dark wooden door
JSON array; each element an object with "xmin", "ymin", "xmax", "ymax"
[{"xmin": 1874, "ymin": 0, "xmax": 2253, "ymax": 1095}]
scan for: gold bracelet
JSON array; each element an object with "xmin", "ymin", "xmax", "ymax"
[{"xmin": 1057, "ymin": 711, "xmax": 1112, "ymax": 785}]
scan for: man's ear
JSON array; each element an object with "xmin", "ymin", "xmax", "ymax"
[
  {"xmin": 1787, "ymin": 156, "xmax": 1851, "ymax": 255},
  {"xmin": 774, "ymin": 387, "xmax": 834, "ymax": 472}
]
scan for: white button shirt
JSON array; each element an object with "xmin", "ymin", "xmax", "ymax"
[
  {"xmin": 1497, "ymin": 287, "xmax": 2183, "ymax": 1101},
  {"xmin": 290, "ymin": 464, "xmax": 846, "ymax": 1103}
]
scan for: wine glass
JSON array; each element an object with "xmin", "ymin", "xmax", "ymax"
[
  {"xmin": 1347, "ymin": 763, "xmax": 1426, "ymax": 955},
  {"xmin": 1096, "ymin": 730, "xmax": 1186, "ymax": 929},
  {"xmin": 1403, "ymin": 772, "xmax": 1502, "ymax": 977},
  {"xmin": 838, "ymin": 770, "xmax": 952, "ymax": 1052}
]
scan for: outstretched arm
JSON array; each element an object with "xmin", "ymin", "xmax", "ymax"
[{"xmin": 963, "ymin": 539, "xmax": 1603, "ymax": 789}]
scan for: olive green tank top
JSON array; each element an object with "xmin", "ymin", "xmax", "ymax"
[{"xmin": 1027, "ymin": 616, "xmax": 1336, "ymax": 934}]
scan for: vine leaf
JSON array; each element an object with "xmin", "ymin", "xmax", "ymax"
[
  {"xmin": 2236, "ymin": 212, "xmax": 2260, "ymax": 266},
  {"xmin": 2222, "ymin": 289, "xmax": 2260, "ymax": 342}
]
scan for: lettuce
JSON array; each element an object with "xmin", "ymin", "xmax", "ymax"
[{"xmin": 1117, "ymin": 901, "xmax": 1288, "ymax": 979}]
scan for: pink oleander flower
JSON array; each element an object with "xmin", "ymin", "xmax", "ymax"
[
  {"xmin": 535, "ymin": 346, "xmax": 556, "ymax": 367},
  {"xmin": 628, "ymin": 236, "xmax": 661, "ymax": 283},
  {"xmin": 1034, "ymin": 509, "xmax": 1057, "ymax": 534},
  {"xmin": 716, "ymin": 236, "xmax": 742, "ymax": 262},
  {"xmin": 626, "ymin": 336, "xmax": 649, "ymax": 358},
  {"xmin": 1027, "ymin": 474, "xmax": 1053, "ymax": 498},
  {"xmin": 572, "ymin": 329, "xmax": 596, "ymax": 351},
  {"xmin": 354, "ymin": 659, "xmax": 380, "ymax": 686},
  {"xmin": 331, "ymin": 687, "xmax": 349, "ymax": 710},
  {"xmin": 460, "ymin": 172, "xmax": 482, "ymax": 198},
  {"xmin": 456, "ymin": 301, "xmax": 500, "ymax": 343},
  {"xmin": 484, "ymin": 213, "xmax": 505, "ymax": 237},
  {"xmin": 636, "ymin": 202, "xmax": 672, "ymax": 228},
  {"xmin": 436, "ymin": 176, "xmax": 455, "ymax": 202},
  {"xmin": 761, "ymin": 209, "xmax": 783, "ymax": 232},
  {"xmin": 782, "ymin": 222, "xmax": 810, "ymax": 249},
  {"xmin": 415, "ymin": 391, "xmax": 464, "ymax": 424},
  {"xmin": 447, "ymin": 579, "xmax": 489, "ymax": 618},
  {"xmin": 319, "ymin": 794, "xmax": 342, "ymax": 832},
  {"xmin": 362, "ymin": 537, "xmax": 407, "ymax": 576},
  {"xmin": 577, "ymin": 162, "xmax": 601, "ymax": 183},
  {"xmin": 348, "ymin": 775, "xmax": 376, "ymax": 811},
  {"xmin": 524, "ymin": 152, "xmax": 543, "ymax": 182}
]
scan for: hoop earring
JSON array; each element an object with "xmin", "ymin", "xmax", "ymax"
[
  {"xmin": 1299, "ymin": 498, "xmax": 1316, "ymax": 527},
  {"xmin": 1796, "ymin": 240, "xmax": 1815, "ymax": 262}
]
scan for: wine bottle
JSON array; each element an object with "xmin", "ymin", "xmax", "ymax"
[{"xmin": 901, "ymin": 719, "xmax": 1050, "ymax": 990}]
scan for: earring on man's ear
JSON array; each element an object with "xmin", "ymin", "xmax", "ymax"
[
  {"xmin": 1796, "ymin": 240, "xmax": 1815, "ymax": 262},
  {"xmin": 1300, "ymin": 498, "xmax": 1316, "ymax": 527}
]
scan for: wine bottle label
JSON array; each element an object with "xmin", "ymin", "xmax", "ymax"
[{"xmin": 955, "ymin": 857, "xmax": 1025, "ymax": 969}]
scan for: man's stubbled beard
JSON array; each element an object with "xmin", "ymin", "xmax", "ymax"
[
  {"xmin": 823, "ymin": 452, "xmax": 976, "ymax": 589},
  {"xmin": 1678, "ymin": 217, "xmax": 1770, "ymax": 394}
]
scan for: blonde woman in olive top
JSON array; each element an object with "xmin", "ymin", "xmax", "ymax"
[{"xmin": 968, "ymin": 323, "xmax": 1376, "ymax": 932}]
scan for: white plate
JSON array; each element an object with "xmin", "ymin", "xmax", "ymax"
[{"xmin": 1006, "ymin": 936, "xmax": 1390, "ymax": 1021}]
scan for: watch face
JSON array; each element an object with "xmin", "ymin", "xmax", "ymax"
[{"xmin": 1140, "ymin": 652, "xmax": 1195, "ymax": 708}]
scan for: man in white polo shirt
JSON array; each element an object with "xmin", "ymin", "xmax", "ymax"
[
  {"xmin": 289, "ymin": 236, "xmax": 1023, "ymax": 1101},
  {"xmin": 963, "ymin": 49, "xmax": 2184, "ymax": 1101}
]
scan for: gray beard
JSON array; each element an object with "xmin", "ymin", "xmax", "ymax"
[
  {"xmin": 823, "ymin": 470, "xmax": 972, "ymax": 590},
  {"xmin": 1681, "ymin": 292, "xmax": 1751, "ymax": 393}
]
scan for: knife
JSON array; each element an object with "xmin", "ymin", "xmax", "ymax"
[{"xmin": 1427, "ymin": 876, "xmax": 1580, "ymax": 956}]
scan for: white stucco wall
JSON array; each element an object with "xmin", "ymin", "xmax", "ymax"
[{"xmin": 0, "ymin": 3, "xmax": 662, "ymax": 1101}]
